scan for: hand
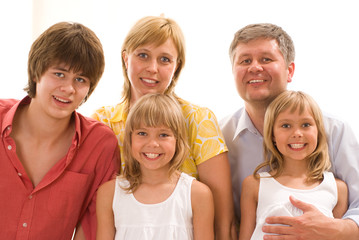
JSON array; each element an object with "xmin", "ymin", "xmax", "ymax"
[{"xmin": 262, "ymin": 196, "xmax": 340, "ymax": 240}]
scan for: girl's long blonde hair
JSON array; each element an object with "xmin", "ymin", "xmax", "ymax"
[
  {"xmin": 254, "ymin": 91, "xmax": 331, "ymax": 182},
  {"xmin": 122, "ymin": 93, "xmax": 189, "ymax": 192}
]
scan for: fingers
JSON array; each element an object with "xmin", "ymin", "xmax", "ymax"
[{"xmin": 289, "ymin": 196, "xmax": 314, "ymax": 212}]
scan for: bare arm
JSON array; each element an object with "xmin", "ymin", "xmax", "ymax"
[
  {"xmin": 192, "ymin": 179, "xmax": 215, "ymax": 240},
  {"xmin": 238, "ymin": 175, "xmax": 258, "ymax": 240},
  {"xmin": 197, "ymin": 152, "xmax": 237, "ymax": 240},
  {"xmin": 333, "ymin": 178, "xmax": 348, "ymax": 218},
  {"xmin": 96, "ymin": 180, "xmax": 116, "ymax": 240}
]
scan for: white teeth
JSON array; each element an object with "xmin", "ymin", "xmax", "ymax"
[
  {"xmin": 142, "ymin": 78, "xmax": 157, "ymax": 84},
  {"xmin": 249, "ymin": 80, "xmax": 265, "ymax": 84},
  {"xmin": 145, "ymin": 153, "xmax": 159, "ymax": 159},
  {"xmin": 53, "ymin": 96, "xmax": 70, "ymax": 103},
  {"xmin": 289, "ymin": 143, "xmax": 305, "ymax": 149}
]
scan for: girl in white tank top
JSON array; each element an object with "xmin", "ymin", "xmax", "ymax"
[
  {"xmin": 239, "ymin": 91, "xmax": 348, "ymax": 240},
  {"xmin": 96, "ymin": 94, "xmax": 214, "ymax": 240}
]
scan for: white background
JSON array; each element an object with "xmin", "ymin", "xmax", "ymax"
[{"xmin": 1, "ymin": 0, "xmax": 358, "ymax": 139}]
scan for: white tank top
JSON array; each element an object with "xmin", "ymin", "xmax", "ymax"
[
  {"xmin": 113, "ymin": 172, "xmax": 194, "ymax": 240},
  {"xmin": 250, "ymin": 171, "xmax": 337, "ymax": 240}
]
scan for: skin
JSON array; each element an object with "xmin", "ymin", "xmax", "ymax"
[
  {"xmin": 10, "ymin": 63, "xmax": 90, "ymax": 240},
  {"xmin": 233, "ymin": 38, "xmax": 358, "ymax": 239},
  {"xmin": 123, "ymin": 38, "xmax": 236, "ymax": 239},
  {"xmin": 96, "ymin": 126, "xmax": 215, "ymax": 239}
]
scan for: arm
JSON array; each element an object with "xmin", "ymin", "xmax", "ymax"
[
  {"xmin": 238, "ymin": 175, "xmax": 258, "ymax": 240},
  {"xmin": 96, "ymin": 180, "xmax": 116, "ymax": 240},
  {"xmin": 263, "ymin": 196, "xmax": 359, "ymax": 240},
  {"xmin": 197, "ymin": 152, "xmax": 237, "ymax": 240},
  {"xmin": 192, "ymin": 179, "xmax": 215, "ymax": 240},
  {"xmin": 333, "ymin": 178, "xmax": 349, "ymax": 218}
]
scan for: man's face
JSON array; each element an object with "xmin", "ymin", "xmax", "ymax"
[{"xmin": 232, "ymin": 38, "xmax": 294, "ymax": 107}]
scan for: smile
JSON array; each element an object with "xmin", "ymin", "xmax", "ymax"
[
  {"xmin": 289, "ymin": 143, "xmax": 306, "ymax": 149},
  {"xmin": 53, "ymin": 96, "xmax": 71, "ymax": 103},
  {"xmin": 248, "ymin": 79, "xmax": 265, "ymax": 84},
  {"xmin": 144, "ymin": 153, "xmax": 160, "ymax": 159},
  {"xmin": 141, "ymin": 78, "xmax": 158, "ymax": 84}
]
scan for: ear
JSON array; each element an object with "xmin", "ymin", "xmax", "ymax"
[
  {"xmin": 122, "ymin": 51, "xmax": 129, "ymax": 69},
  {"xmin": 287, "ymin": 62, "xmax": 295, "ymax": 83}
]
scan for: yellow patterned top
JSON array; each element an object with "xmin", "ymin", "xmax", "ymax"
[{"xmin": 91, "ymin": 98, "xmax": 228, "ymax": 179}]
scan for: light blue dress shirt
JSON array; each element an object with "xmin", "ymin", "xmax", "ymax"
[{"xmin": 220, "ymin": 107, "xmax": 359, "ymax": 226}]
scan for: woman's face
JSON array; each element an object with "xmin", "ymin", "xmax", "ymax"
[{"xmin": 123, "ymin": 38, "xmax": 178, "ymax": 104}]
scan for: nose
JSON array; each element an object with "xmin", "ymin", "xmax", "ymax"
[
  {"xmin": 292, "ymin": 128, "xmax": 303, "ymax": 138},
  {"xmin": 146, "ymin": 59, "xmax": 158, "ymax": 74},
  {"xmin": 60, "ymin": 79, "xmax": 75, "ymax": 94},
  {"xmin": 147, "ymin": 137, "xmax": 160, "ymax": 147},
  {"xmin": 248, "ymin": 60, "xmax": 263, "ymax": 73}
]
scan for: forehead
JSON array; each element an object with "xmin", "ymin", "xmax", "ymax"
[
  {"xmin": 277, "ymin": 106, "xmax": 314, "ymax": 120},
  {"xmin": 135, "ymin": 38, "xmax": 178, "ymax": 56},
  {"xmin": 235, "ymin": 38, "xmax": 282, "ymax": 57}
]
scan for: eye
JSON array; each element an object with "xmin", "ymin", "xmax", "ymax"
[
  {"xmin": 55, "ymin": 72, "xmax": 64, "ymax": 78},
  {"xmin": 75, "ymin": 77, "xmax": 86, "ymax": 83},
  {"xmin": 262, "ymin": 57, "xmax": 272, "ymax": 63},
  {"xmin": 159, "ymin": 133, "xmax": 170, "ymax": 137},
  {"xmin": 138, "ymin": 53, "xmax": 148, "ymax": 59},
  {"xmin": 281, "ymin": 124, "xmax": 290, "ymax": 128},
  {"xmin": 160, "ymin": 56, "xmax": 170, "ymax": 63},
  {"xmin": 136, "ymin": 131, "xmax": 147, "ymax": 136},
  {"xmin": 302, "ymin": 123, "xmax": 311, "ymax": 127},
  {"xmin": 239, "ymin": 59, "xmax": 251, "ymax": 65}
]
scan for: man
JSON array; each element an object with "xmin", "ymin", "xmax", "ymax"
[
  {"xmin": 0, "ymin": 22, "xmax": 119, "ymax": 239},
  {"xmin": 220, "ymin": 23, "xmax": 359, "ymax": 239}
]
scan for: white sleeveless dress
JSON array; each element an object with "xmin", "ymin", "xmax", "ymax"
[
  {"xmin": 250, "ymin": 171, "xmax": 337, "ymax": 240},
  {"xmin": 113, "ymin": 172, "xmax": 195, "ymax": 240}
]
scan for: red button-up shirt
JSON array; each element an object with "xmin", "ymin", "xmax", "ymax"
[{"xmin": 0, "ymin": 97, "xmax": 120, "ymax": 240}]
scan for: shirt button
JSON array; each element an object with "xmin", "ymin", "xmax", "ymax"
[
  {"xmin": 7, "ymin": 145, "xmax": 12, "ymax": 150},
  {"xmin": 23, "ymin": 223, "xmax": 27, "ymax": 228},
  {"xmin": 18, "ymin": 172, "xmax": 22, "ymax": 176},
  {"xmin": 7, "ymin": 126, "xmax": 11, "ymax": 131},
  {"xmin": 29, "ymin": 195, "xmax": 33, "ymax": 199}
]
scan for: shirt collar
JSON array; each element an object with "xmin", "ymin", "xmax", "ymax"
[
  {"xmin": 1, "ymin": 96, "xmax": 31, "ymax": 137},
  {"xmin": 2, "ymin": 96, "xmax": 81, "ymax": 148},
  {"xmin": 233, "ymin": 108, "xmax": 261, "ymax": 141}
]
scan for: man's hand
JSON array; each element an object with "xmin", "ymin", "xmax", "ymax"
[{"xmin": 262, "ymin": 196, "xmax": 357, "ymax": 240}]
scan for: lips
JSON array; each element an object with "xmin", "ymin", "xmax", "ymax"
[
  {"xmin": 248, "ymin": 79, "xmax": 266, "ymax": 84},
  {"xmin": 141, "ymin": 78, "xmax": 158, "ymax": 84},
  {"xmin": 53, "ymin": 95, "xmax": 71, "ymax": 103},
  {"xmin": 144, "ymin": 153, "xmax": 160, "ymax": 159},
  {"xmin": 288, "ymin": 143, "xmax": 306, "ymax": 149}
]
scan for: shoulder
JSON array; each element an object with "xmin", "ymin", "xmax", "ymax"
[
  {"xmin": 77, "ymin": 113, "xmax": 118, "ymax": 143},
  {"xmin": 97, "ymin": 178, "xmax": 117, "ymax": 204},
  {"xmin": 191, "ymin": 179, "xmax": 213, "ymax": 205},
  {"xmin": 335, "ymin": 177, "xmax": 348, "ymax": 194},
  {"xmin": 91, "ymin": 102, "xmax": 126, "ymax": 121},
  {"xmin": 177, "ymin": 98, "xmax": 217, "ymax": 121},
  {"xmin": 242, "ymin": 174, "xmax": 260, "ymax": 195},
  {"xmin": 219, "ymin": 107, "xmax": 244, "ymax": 129}
]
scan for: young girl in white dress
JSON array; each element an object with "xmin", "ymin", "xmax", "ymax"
[
  {"xmin": 239, "ymin": 91, "xmax": 348, "ymax": 240},
  {"xmin": 96, "ymin": 93, "xmax": 214, "ymax": 240}
]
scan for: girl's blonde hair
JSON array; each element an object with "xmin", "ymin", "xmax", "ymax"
[
  {"xmin": 121, "ymin": 16, "xmax": 186, "ymax": 111},
  {"xmin": 254, "ymin": 90, "xmax": 331, "ymax": 182},
  {"xmin": 122, "ymin": 93, "xmax": 189, "ymax": 192}
]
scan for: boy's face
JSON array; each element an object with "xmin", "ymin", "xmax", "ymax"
[
  {"xmin": 33, "ymin": 63, "xmax": 90, "ymax": 120},
  {"xmin": 232, "ymin": 38, "xmax": 294, "ymax": 107}
]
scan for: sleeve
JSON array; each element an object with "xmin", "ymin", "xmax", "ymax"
[
  {"xmin": 80, "ymin": 132, "xmax": 120, "ymax": 240},
  {"xmin": 188, "ymin": 106, "xmax": 228, "ymax": 166},
  {"xmin": 91, "ymin": 106, "xmax": 111, "ymax": 128},
  {"xmin": 325, "ymin": 116, "xmax": 359, "ymax": 226}
]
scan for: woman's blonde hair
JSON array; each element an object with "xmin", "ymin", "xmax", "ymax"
[
  {"xmin": 254, "ymin": 91, "xmax": 331, "ymax": 182},
  {"xmin": 121, "ymin": 16, "xmax": 186, "ymax": 110},
  {"xmin": 122, "ymin": 93, "xmax": 189, "ymax": 192}
]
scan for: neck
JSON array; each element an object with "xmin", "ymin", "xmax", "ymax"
[
  {"xmin": 245, "ymin": 101, "xmax": 269, "ymax": 135},
  {"xmin": 15, "ymin": 102, "xmax": 74, "ymax": 143}
]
